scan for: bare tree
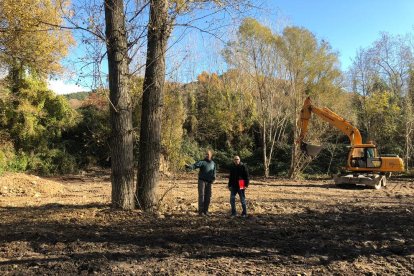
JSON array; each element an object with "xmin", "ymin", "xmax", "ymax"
[
  {"xmin": 405, "ymin": 69, "xmax": 414, "ymax": 170},
  {"xmin": 348, "ymin": 48, "xmax": 377, "ymax": 134},
  {"xmin": 372, "ymin": 33, "xmax": 413, "ymax": 166},
  {"xmin": 370, "ymin": 33, "xmax": 412, "ymax": 96},
  {"xmin": 224, "ymin": 18, "xmax": 289, "ymax": 177},
  {"xmin": 349, "ymin": 33, "xmax": 414, "ymax": 167}
]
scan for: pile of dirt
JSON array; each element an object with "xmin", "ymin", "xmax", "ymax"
[{"xmin": 0, "ymin": 173, "xmax": 65, "ymax": 197}]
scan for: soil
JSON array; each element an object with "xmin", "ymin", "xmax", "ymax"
[{"xmin": 0, "ymin": 169, "xmax": 413, "ymax": 275}]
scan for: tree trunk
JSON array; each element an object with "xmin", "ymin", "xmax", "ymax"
[
  {"xmin": 288, "ymin": 90, "xmax": 300, "ymax": 179},
  {"xmin": 405, "ymin": 97, "xmax": 414, "ymax": 171},
  {"xmin": 136, "ymin": 0, "xmax": 170, "ymax": 211},
  {"xmin": 104, "ymin": 0, "xmax": 135, "ymax": 209},
  {"xmin": 9, "ymin": 61, "xmax": 24, "ymax": 94},
  {"xmin": 288, "ymin": 138, "xmax": 298, "ymax": 178},
  {"xmin": 262, "ymin": 120, "xmax": 270, "ymax": 178}
]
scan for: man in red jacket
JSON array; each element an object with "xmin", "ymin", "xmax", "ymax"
[{"xmin": 228, "ymin": 156, "xmax": 249, "ymax": 217}]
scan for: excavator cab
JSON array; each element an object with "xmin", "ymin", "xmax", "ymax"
[
  {"xmin": 347, "ymin": 144, "xmax": 403, "ymax": 173},
  {"xmin": 348, "ymin": 145, "xmax": 381, "ymax": 169}
]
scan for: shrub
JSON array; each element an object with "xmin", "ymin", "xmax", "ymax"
[
  {"xmin": 0, "ymin": 140, "xmax": 15, "ymax": 174},
  {"xmin": 8, "ymin": 152, "xmax": 29, "ymax": 172},
  {"xmin": 26, "ymin": 149, "xmax": 78, "ymax": 175},
  {"xmin": 62, "ymin": 104, "xmax": 110, "ymax": 168}
]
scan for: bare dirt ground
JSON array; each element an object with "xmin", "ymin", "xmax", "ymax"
[{"xmin": 0, "ymin": 169, "xmax": 413, "ymax": 275}]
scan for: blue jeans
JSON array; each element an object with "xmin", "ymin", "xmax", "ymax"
[{"xmin": 230, "ymin": 188, "xmax": 246, "ymax": 215}]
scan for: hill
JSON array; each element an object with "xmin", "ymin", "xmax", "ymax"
[{"xmin": 64, "ymin": 91, "xmax": 90, "ymax": 101}]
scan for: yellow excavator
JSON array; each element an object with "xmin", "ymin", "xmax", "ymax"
[{"xmin": 298, "ymin": 97, "xmax": 404, "ymax": 189}]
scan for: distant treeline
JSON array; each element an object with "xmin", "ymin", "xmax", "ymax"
[
  {"xmin": 64, "ymin": 92, "xmax": 90, "ymax": 101},
  {"xmin": 1, "ymin": 18, "xmax": 413, "ymax": 177}
]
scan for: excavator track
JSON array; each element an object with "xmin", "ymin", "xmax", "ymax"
[{"xmin": 334, "ymin": 173, "xmax": 386, "ymax": 189}]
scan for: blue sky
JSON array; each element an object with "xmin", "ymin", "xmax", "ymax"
[
  {"xmin": 167, "ymin": 0, "xmax": 414, "ymax": 84},
  {"xmin": 261, "ymin": 0, "xmax": 414, "ymax": 70},
  {"xmin": 51, "ymin": 0, "xmax": 414, "ymax": 94}
]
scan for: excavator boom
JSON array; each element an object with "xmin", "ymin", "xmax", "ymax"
[{"xmin": 299, "ymin": 97, "xmax": 362, "ymax": 145}]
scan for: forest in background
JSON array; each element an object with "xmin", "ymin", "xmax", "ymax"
[{"xmin": 1, "ymin": 11, "xmax": 414, "ymax": 178}]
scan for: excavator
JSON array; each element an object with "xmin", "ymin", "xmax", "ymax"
[{"xmin": 298, "ymin": 97, "xmax": 404, "ymax": 189}]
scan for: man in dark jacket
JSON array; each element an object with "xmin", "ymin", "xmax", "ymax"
[
  {"xmin": 186, "ymin": 150, "xmax": 216, "ymax": 216},
  {"xmin": 228, "ymin": 156, "xmax": 249, "ymax": 217}
]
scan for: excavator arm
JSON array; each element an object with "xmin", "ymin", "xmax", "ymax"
[{"xmin": 299, "ymin": 97, "xmax": 362, "ymax": 146}]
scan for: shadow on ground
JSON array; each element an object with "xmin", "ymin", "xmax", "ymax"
[{"xmin": 1, "ymin": 202, "xmax": 413, "ymax": 273}]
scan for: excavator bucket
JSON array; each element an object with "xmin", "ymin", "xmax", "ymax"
[{"xmin": 301, "ymin": 142, "xmax": 323, "ymax": 157}]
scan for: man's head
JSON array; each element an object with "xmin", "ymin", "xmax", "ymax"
[
  {"xmin": 205, "ymin": 150, "xmax": 213, "ymax": 161},
  {"xmin": 233, "ymin": 155, "xmax": 240, "ymax": 165}
]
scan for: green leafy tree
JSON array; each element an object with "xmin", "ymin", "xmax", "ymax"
[
  {"xmin": 0, "ymin": 0, "xmax": 74, "ymax": 91},
  {"xmin": 1, "ymin": 78, "xmax": 78, "ymax": 174},
  {"xmin": 7, "ymin": 78, "xmax": 77, "ymax": 151},
  {"xmin": 161, "ymin": 84, "xmax": 187, "ymax": 170},
  {"xmin": 278, "ymin": 26, "xmax": 342, "ymax": 179},
  {"xmin": 225, "ymin": 19, "xmax": 343, "ymax": 178},
  {"xmin": 191, "ymin": 71, "xmax": 255, "ymax": 152},
  {"xmin": 363, "ymin": 91, "xmax": 401, "ymax": 154},
  {"xmin": 63, "ymin": 91, "xmax": 111, "ymax": 167}
]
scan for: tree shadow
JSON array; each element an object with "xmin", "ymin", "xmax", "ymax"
[
  {"xmin": 263, "ymin": 182, "xmax": 384, "ymax": 190},
  {"xmin": 1, "ymin": 202, "xmax": 413, "ymax": 270},
  {"xmin": 251, "ymin": 182, "xmax": 334, "ymax": 189}
]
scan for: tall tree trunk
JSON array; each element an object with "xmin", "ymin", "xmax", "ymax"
[
  {"xmin": 104, "ymin": 0, "xmax": 135, "ymax": 209},
  {"xmin": 405, "ymin": 124, "xmax": 410, "ymax": 171},
  {"xmin": 262, "ymin": 119, "xmax": 269, "ymax": 177},
  {"xmin": 405, "ymin": 100, "xmax": 413, "ymax": 172},
  {"xmin": 288, "ymin": 130, "xmax": 299, "ymax": 178},
  {"xmin": 137, "ymin": 0, "xmax": 170, "ymax": 211},
  {"xmin": 9, "ymin": 61, "xmax": 24, "ymax": 94},
  {"xmin": 288, "ymin": 87, "xmax": 300, "ymax": 179}
]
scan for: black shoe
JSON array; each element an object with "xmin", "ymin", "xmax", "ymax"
[
  {"xmin": 204, "ymin": 212, "xmax": 210, "ymax": 216},
  {"xmin": 241, "ymin": 213, "xmax": 247, "ymax": 218}
]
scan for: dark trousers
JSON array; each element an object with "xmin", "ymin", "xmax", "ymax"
[
  {"xmin": 230, "ymin": 188, "xmax": 246, "ymax": 215},
  {"xmin": 198, "ymin": 179, "xmax": 212, "ymax": 214}
]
